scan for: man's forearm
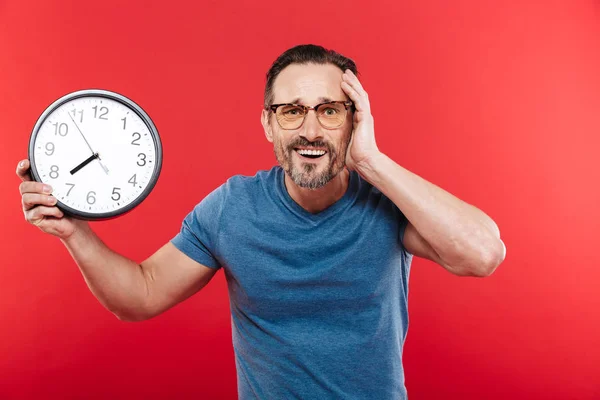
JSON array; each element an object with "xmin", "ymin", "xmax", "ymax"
[
  {"xmin": 355, "ymin": 152, "xmax": 505, "ymax": 274},
  {"xmin": 60, "ymin": 221, "xmax": 150, "ymax": 321}
]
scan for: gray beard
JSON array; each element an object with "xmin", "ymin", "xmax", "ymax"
[
  {"xmin": 274, "ymin": 134, "xmax": 351, "ymax": 190},
  {"xmin": 274, "ymin": 148, "xmax": 338, "ymax": 190},
  {"xmin": 288, "ymin": 158, "xmax": 335, "ymax": 190}
]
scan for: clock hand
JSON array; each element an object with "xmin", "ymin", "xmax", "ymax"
[
  {"xmin": 68, "ymin": 112, "xmax": 95, "ymax": 154},
  {"xmin": 70, "ymin": 153, "xmax": 99, "ymax": 175},
  {"xmin": 96, "ymin": 153, "xmax": 110, "ymax": 174},
  {"xmin": 67, "ymin": 112, "xmax": 109, "ymax": 175}
]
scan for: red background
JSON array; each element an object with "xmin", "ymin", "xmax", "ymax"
[{"xmin": 1, "ymin": 1, "xmax": 599, "ymax": 399}]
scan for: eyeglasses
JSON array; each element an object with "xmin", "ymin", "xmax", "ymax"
[{"xmin": 267, "ymin": 100, "xmax": 354, "ymax": 130}]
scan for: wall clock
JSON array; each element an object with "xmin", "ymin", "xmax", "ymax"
[{"xmin": 28, "ymin": 89, "xmax": 162, "ymax": 220}]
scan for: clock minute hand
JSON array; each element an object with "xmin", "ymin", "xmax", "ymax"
[
  {"xmin": 68, "ymin": 112, "xmax": 95, "ymax": 154},
  {"xmin": 70, "ymin": 153, "xmax": 99, "ymax": 175},
  {"xmin": 67, "ymin": 112, "xmax": 109, "ymax": 175}
]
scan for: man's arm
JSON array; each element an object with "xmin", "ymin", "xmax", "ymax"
[
  {"xmin": 356, "ymin": 153, "xmax": 506, "ymax": 277},
  {"xmin": 340, "ymin": 69, "xmax": 505, "ymax": 277},
  {"xmin": 17, "ymin": 159, "xmax": 218, "ymax": 322},
  {"xmin": 62, "ymin": 224, "xmax": 218, "ymax": 321}
]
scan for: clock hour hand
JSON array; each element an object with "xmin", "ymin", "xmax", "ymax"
[{"xmin": 70, "ymin": 153, "xmax": 99, "ymax": 175}]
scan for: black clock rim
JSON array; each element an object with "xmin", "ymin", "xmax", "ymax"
[{"xmin": 28, "ymin": 89, "xmax": 163, "ymax": 221}]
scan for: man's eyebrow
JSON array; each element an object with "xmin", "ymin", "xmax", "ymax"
[{"xmin": 287, "ymin": 97, "xmax": 334, "ymax": 105}]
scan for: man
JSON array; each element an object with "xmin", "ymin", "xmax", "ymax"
[{"xmin": 17, "ymin": 44, "xmax": 505, "ymax": 399}]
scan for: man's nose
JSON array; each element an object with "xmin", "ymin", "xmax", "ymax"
[{"xmin": 299, "ymin": 110, "xmax": 323, "ymax": 142}]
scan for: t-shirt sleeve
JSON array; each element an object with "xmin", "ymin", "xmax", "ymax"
[
  {"xmin": 170, "ymin": 186, "xmax": 225, "ymax": 270},
  {"xmin": 396, "ymin": 207, "xmax": 412, "ymax": 257}
]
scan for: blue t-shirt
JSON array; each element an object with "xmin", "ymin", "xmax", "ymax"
[{"xmin": 171, "ymin": 166, "xmax": 413, "ymax": 399}]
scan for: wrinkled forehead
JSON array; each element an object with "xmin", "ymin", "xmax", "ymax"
[{"xmin": 272, "ymin": 63, "xmax": 348, "ymax": 105}]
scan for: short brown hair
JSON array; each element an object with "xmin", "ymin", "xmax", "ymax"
[{"xmin": 264, "ymin": 44, "xmax": 358, "ymax": 109}]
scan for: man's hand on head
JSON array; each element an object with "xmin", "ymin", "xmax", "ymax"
[{"xmin": 340, "ymin": 69, "xmax": 381, "ymax": 172}]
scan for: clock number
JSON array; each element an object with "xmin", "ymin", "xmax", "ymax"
[
  {"xmin": 92, "ymin": 106, "xmax": 109, "ymax": 120},
  {"xmin": 111, "ymin": 187, "xmax": 121, "ymax": 201},
  {"xmin": 121, "ymin": 117, "xmax": 126, "ymax": 130},
  {"xmin": 86, "ymin": 191, "xmax": 96, "ymax": 205},
  {"xmin": 49, "ymin": 165, "xmax": 59, "ymax": 179},
  {"xmin": 70, "ymin": 109, "xmax": 83, "ymax": 123},
  {"xmin": 65, "ymin": 183, "xmax": 75, "ymax": 196},
  {"xmin": 53, "ymin": 122, "xmax": 68, "ymax": 136},
  {"xmin": 137, "ymin": 153, "xmax": 146, "ymax": 166},
  {"xmin": 45, "ymin": 142, "xmax": 55, "ymax": 156},
  {"xmin": 128, "ymin": 174, "xmax": 137, "ymax": 186},
  {"xmin": 131, "ymin": 132, "xmax": 141, "ymax": 146}
]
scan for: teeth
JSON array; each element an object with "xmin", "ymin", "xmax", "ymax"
[{"xmin": 297, "ymin": 149, "xmax": 326, "ymax": 156}]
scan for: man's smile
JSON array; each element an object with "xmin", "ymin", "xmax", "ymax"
[{"xmin": 294, "ymin": 147, "xmax": 328, "ymax": 160}]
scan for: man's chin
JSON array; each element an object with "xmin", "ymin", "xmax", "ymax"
[
  {"xmin": 293, "ymin": 177, "xmax": 329, "ymax": 190},
  {"xmin": 277, "ymin": 152, "xmax": 344, "ymax": 190},
  {"xmin": 289, "ymin": 166, "xmax": 335, "ymax": 190}
]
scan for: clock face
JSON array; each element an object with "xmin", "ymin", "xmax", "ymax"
[{"xmin": 28, "ymin": 90, "xmax": 162, "ymax": 220}]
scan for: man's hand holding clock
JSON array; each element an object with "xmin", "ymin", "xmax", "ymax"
[{"xmin": 17, "ymin": 158, "xmax": 82, "ymax": 239}]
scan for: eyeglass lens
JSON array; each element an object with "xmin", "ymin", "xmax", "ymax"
[{"xmin": 276, "ymin": 103, "xmax": 347, "ymax": 129}]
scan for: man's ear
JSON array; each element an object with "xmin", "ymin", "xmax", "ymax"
[{"xmin": 262, "ymin": 109, "xmax": 274, "ymax": 143}]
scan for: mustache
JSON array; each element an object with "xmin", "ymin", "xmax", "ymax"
[{"xmin": 286, "ymin": 138, "xmax": 334, "ymax": 153}]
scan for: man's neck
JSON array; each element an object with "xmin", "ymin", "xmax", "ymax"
[{"xmin": 284, "ymin": 168, "xmax": 350, "ymax": 214}]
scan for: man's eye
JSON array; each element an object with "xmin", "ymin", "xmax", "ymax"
[
  {"xmin": 284, "ymin": 108, "xmax": 302, "ymax": 115},
  {"xmin": 323, "ymin": 108, "xmax": 338, "ymax": 115}
]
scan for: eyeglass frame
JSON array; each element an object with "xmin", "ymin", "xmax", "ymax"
[{"xmin": 266, "ymin": 100, "xmax": 355, "ymax": 130}]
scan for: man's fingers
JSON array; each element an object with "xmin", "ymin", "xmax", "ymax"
[
  {"xmin": 19, "ymin": 181, "xmax": 52, "ymax": 196},
  {"xmin": 341, "ymin": 81, "xmax": 366, "ymax": 113},
  {"xmin": 16, "ymin": 159, "xmax": 33, "ymax": 182},
  {"xmin": 343, "ymin": 69, "xmax": 367, "ymax": 95},
  {"xmin": 342, "ymin": 70, "xmax": 371, "ymax": 113},
  {"xmin": 25, "ymin": 205, "xmax": 64, "ymax": 226},
  {"xmin": 22, "ymin": 193, "xmax": 58, "ymax": 211},
  {"xmin": 18, "ymin": 160, "xmax": 56, "ymax": 214}
]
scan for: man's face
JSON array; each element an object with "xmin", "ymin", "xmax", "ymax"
[{"xmin": 262, "ymin": 63, "xmax": 353, "ymax": 190}]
